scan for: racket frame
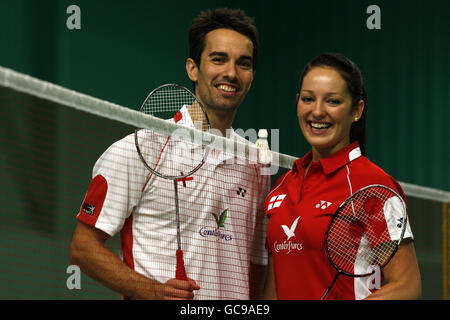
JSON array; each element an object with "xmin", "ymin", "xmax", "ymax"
[{"xmin": 134, "ymin": 83, "xmax": 211, "ymax": 281}]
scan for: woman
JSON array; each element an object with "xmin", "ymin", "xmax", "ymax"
[{"xmin": 263, "ymin": 53, "xmax": 421, "ymax": 300}]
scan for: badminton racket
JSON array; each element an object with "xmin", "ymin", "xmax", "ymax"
[
  {"xmin": 321, "ymin": 184, "xmax": 408, "ymax": 300},
  {"xmin": 135, "ymin": 83, "xmax": 210, "ymax": 281}
]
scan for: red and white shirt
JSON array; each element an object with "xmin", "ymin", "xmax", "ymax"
[
  {"xmin": 265, "ymin": 142, "xmax": 413, "ymax": 300},
  {"xmin": 77, "ymin": 106, "xmax": 269, "ymax": 299}
]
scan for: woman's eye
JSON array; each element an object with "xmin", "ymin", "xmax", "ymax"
[{"xmin": 328, "ymin": 99, "xmax": 341, "ymax": 105}]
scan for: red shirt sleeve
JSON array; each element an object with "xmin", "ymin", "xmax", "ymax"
[{"xmin": 77, "ymin": 174, "xmax": 108, "ymax": 227}]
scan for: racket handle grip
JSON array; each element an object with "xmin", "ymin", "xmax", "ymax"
[{"xmin": 175, "ymin": 249, "xmax": 188, "ymax": 280}]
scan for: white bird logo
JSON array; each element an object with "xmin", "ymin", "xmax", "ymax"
[{"xmin": 281, "ymin": 216, "xmax": 300, "ymax": 241}]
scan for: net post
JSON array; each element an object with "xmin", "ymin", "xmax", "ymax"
[{"xmin": 443, "ymin": 202, "xmax": 449, "ymax": 300}]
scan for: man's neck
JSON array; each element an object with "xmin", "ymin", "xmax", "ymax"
[{"xmin": 206, "ymin": 109, "xmax": 236, "ymax": 137}]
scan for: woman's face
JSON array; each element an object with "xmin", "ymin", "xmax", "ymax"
[{"xmin": 296, "ymin": 67, "xmax": 363, "ymax": 160}]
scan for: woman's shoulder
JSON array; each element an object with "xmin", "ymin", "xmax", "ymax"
[{"xmin": 350, "ymin": 155, "xmax": 404, "ymax": 194}]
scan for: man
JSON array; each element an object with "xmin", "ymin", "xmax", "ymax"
[{"xmin": 69, "ymin": 8, "xmax": 269, "ymax": 300}]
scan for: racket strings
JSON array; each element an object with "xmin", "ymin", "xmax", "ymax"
[
  {"xmin": 327, "ymin": 186, "xmax": 403, "ymax": 275},
  {"xmin": 142, "ymin": 86, "xmax": 206, "ymax": 128}
]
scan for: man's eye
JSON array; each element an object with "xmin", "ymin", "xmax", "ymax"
[{"xmin": 239, "ymin": 61, "xmax": 252, "ymax": 69}]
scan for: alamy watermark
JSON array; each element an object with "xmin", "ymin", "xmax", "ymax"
[
  {"xmin": 366, "ymin": 5, "xmax": 381, "ymax": 30},
  {"xmin": 166, "ymin": 125, "xmax": 281, "ymax": 175},
  {"xmin": 66, "ymin": 5, "xmax": 81, "ymax": 30},
  {"xmin": 65, "ymin": 5, "xmax": 382, "ymax": 32},
  {"xmin": 66, "ymin": 265, "xmax": 81, "ymax": 290}
]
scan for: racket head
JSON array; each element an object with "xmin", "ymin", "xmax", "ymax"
[
  {"xmin": 324, "ymin": 184, "xmax": 408, "ymax": 278},
  {"xmin": 135, "ymin": 84, "xmax": 210, "ymax": 180}
]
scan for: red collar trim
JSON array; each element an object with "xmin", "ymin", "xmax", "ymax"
[{"xmin": 293, "ymin": 142, "xmax": 362, "ymax": 174}]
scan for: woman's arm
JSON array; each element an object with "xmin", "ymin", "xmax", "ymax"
[{"xmin": 365, "ymin": 239, "xmax": 421, "ymax": 300}]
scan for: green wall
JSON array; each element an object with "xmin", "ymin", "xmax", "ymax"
[{"xmin": 0, "ymin": 0, "xmax": 448, "ymax": 190}]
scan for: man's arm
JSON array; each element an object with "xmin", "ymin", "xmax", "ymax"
[
  {"xmin": 69, "ymin": 221, "xmax": 199, "ymax": 299},
  {"xmin": 262, "ymin": 254, "xmax": 277, "ymax": 300},
  {"xmin": 249, "ymin": 262, "xmax": 266, "ymax": 299}
]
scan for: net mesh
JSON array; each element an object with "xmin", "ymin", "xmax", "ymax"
[
  {"xmin": 0, "ymin": 66, "xmax": 449, "ymax": 299},
  {"xmin": 81, "ymin": 127, "xmax": 269, "ymax": 299}
]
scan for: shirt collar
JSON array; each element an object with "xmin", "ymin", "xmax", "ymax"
[
  {"xmin": 293, "ymin": 142, "xmax": 362, "ymax": 175},
  {"xmin": 168, "ymin": 105, "xmax": 194, "ymax": 127},
  {"xmin": 167, "ymin": 105, "xmax": 202, "ymax": 150},
  {"xmin": 168, "ymin": 106, "xmax": 247, "ymax": 163}
]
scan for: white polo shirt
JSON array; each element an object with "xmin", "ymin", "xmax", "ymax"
[{"xmin": 77, "ymin": 107, "xmax": 269, "ymax": 299}]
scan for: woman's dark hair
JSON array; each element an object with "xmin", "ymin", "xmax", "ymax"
[
  {"xmin": 189, "ymin": 8, "xmax": 259, "ymax": 72},
  {"xmin": 298, "ymin": 53, "xmax": 368, "ymax": 155}
]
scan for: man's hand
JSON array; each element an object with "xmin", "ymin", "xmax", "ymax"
[
  {"xmin": 70, "ymin": 222, "xmax": 201, "ymax": 300},
  {"xmin": 159, "ymin": 278, "xmax": 200, "ymax": 300}
]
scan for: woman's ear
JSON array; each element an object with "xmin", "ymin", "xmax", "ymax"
[{"xmin": 353, "ymin": 99, "xmax": 364, "ymax": 122}]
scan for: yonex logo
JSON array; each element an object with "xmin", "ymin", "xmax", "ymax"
[
  {"xmin": 397, "ymin": 217, "xmax": 405, "ymax": 229},
  {"xmin": 315, "ymin": 200, "xmax": 332, "ymax": 210},
  {"xmin": 236, "ymin": 187, "xmax": 247, "ymax": 197},
  {"xmin": 267, "ymin": 194, "xmax": 287, "ymax": 211}
]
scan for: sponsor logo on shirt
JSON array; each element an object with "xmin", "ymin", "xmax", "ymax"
[
  {"xmin": 274, "ymin": 216, "xmax": 303, "ymax": 254},
  {"xmin": 267, "ymin": 194, "xmax": 287, "ymax": 211},
  {"xmin": 236, "ymin": 187, "xmax": 247, "ymax": 197},
  {"xmin": 315, "ymin": 200, "xmax": 332, "ymax": 210},
  {"xmin": 82, "ymin": 202, "xmax": 96, "ymax": 215},
  {"xmin": 213, "ymin": 209, "xmax": 228, "ymax": 228},
  {"xmin": 198, "ymin": 227, "xmax": 233, "ymax": 241},
  {"xmin": 198, "ymin": 209, "xmax": 233, "ymax": 241},
  {"xmin": 396, "ymin": 217, "xmax": 404, "ymax": 229}
]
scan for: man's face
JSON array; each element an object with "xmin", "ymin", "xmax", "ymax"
[{"xmin": 186, "ymin": 28, "xmax": 255, "ymax": 114}]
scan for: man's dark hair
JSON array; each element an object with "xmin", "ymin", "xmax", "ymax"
[{"xmin": 189, "ymin": 8, "xmax": 259, "ymax": 71}]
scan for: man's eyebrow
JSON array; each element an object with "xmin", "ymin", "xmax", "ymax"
[
  {"xmin": 238, "ymin": 55, "xmax": 253, "ymax": 62},
  {"xmin": 208, "ymin": 51, "xmax": 228, "ymax": 57}
]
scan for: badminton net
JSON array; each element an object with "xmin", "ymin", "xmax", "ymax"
[{"xmin": 0, "ymin": 66, "xmax": 448, "ymax": 299}]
